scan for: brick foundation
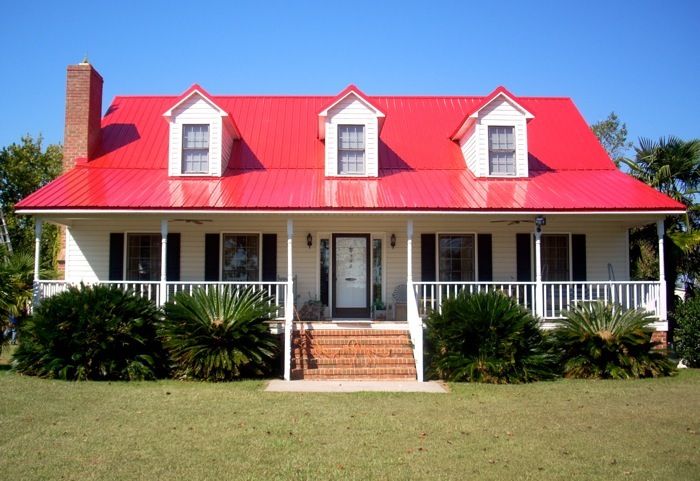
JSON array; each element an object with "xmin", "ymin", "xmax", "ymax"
[{"xmin": 651, "ymin": 330, "xmax": 668, "ymax": 349}]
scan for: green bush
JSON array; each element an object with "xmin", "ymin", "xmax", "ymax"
[
  {"xmin": 674, "ymin": 296, "xmax": 700, "ymax": 367},
  {"xmin": 426, "ymin": 290, "xmax": 557, "ymax": 383},
  {"xmin": 160, "ymin": 287, "xmax": 278, "ymax": 381},
  {"xmin": 13, "ymin": 284, "xmax": 168, "ymax": 380},
  {"xmin": 553, "ymin": 301, "xmax": 675, "ymax": 379}
]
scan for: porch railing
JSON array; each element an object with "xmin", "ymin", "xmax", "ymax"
[
  {"xmin": 541, "ymin": 281, "xmax": 661, "ymax": 319},
  {"xmin": 413, "ymin": 282, "xmax": 538, "ymax": 317},
  {"xmin": 411, "ymin": 280, "xmax": 662, "ymax": 320},
  {"xmin": 34, "ymin": 280, "xmax": 288, "ymax": 319}
]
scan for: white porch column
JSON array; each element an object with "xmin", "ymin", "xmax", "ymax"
[
  {"xmin": 406, "ymin": 220, "xmax": 413, "ymax": 284},
  {"xmin": 406, "ymin": 219, "xmax": 424, "ymax": 382},
  {"xmin": 32, "ymin": 218, "xmax": 43, "ymax": 308},
  {"xmin": 284, "ymin": 219, "xmax": 294, "ymax": 381},
  {"xmin": 534, "ymin": 226, "xmax": 544, "ymax": 318},
  {"xmin": 657, "ymin": 219, "xmax": 667, "ymax": 321},
  {"xmin": 160, "ymin": 219, "xmax": 168, "ymax": 307}
]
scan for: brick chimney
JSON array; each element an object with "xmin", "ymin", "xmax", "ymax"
[{"xmin": 63, "ymin": 60, "xmax": 103, "ymax": 170}]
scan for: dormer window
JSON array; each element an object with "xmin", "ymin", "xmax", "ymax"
[
  {"xmin": 318, "ymin": 85, "xmax": 385, "ymax": 177},
  {"xmin": 163, "ymin": 85, "xmax": 240, "ymax": 178},
  {"xmin": 451, "ymin": 87, "xmax": 534, "ymax": 178},
  {"xmin": 338, "ymin": 125, "xmax": 365, "ymax": 175},
  {"xmin": 182, "ymin": 124, "xmax": 210, "ymax": 173},
  {"xmin": 488, "ymin": 126, "xmax": 515, "ymax": 175}
]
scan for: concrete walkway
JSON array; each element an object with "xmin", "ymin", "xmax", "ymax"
[{"xmin": 265, "ymin": 380, "xmax": 448, "ymax": 393}]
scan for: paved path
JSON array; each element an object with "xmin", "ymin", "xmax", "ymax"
[{"xmin": 265, "ymin": 380, "xmax": 448, "ymax": 393}]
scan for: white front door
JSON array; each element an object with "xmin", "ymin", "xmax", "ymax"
[{"xmin": 333, "ymin": 234, "xmax": 370, "ymax": 318}]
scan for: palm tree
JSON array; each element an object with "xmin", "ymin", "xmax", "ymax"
[
  {"xmin": 622, "ymin": 137, "xmax": 700, "ymax": 329},
  {"xmin": 622, "ymin": 136, "xmax": 700, "ymax": 206},
  {"xmin": 0, "ymin": 250, "xmax": 36, "ymax": 318}
]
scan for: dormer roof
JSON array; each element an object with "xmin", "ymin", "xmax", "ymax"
[
  {"xmin": 163, "ymin": 84, "xmax": 240, "ymax": 138},
  {"xmin": 318, "ymin": 84, "xmax": 386, "ymax": 139},
  {"xmin": 450, "ymin": 86, "xmax": 534, "ymax": 140}
]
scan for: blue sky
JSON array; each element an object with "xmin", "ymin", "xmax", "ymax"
[{"xmin": 1, "ymin": 0, "xmax": 698, "ymax": 151}]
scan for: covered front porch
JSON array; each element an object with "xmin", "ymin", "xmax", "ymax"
[{"xmin": 30, "ymin": 212, "xmax": 669, "ymax": 381}]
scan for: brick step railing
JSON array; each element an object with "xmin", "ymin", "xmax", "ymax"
[{"xmin": 291, "ymin": 329, "xmax": 416, "ymax": 380}]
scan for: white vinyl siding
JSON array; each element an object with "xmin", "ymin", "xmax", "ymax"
[
  {"xmin": 64, "ymin": 215, "xmax": 635, "ymax": 312},
  {"xmin": 324, "ymin": 94, "xmax": 379, "ymax": 177}
]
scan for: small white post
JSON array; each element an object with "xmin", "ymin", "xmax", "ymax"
[
  {"xmin": 534, "ymin": 226, "xmax": 544, "ymax": 319},
  {"xmin": 32, "ymin": 218, "xmax": 43, "ymax": 308},
  {"xmin": 160, "ymin": 219, "xmax": 168, "ymax": 306},
  {"xmin": 657, "ymin": 219, "xmax": 667, "ymax": 321},
  {"xmin": 284, "ymin": 219, "xmax": 294, "ymax": 381}
]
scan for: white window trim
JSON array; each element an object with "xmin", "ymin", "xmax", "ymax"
[
  {"xmin": 219, "ymin": 232, "xmax": 263, "ymax": 281},
  {"xmin": 435, "ymin": 232, "xmax": 480, "ymax": 282},
  {"xmin": 336, "ymin": 123, "xmax": 367, "ymax": 176},
  {"xmin": 485, "ymin": 123, "xmax": 517, "ymax": 177},
  {"xmin": 122, "ymin": 231, "xmax": 160, "ymax": 282},
  {"xmin": 531, "ymin": 232, "xmax": 573, "ymax": 282},
  {"xmin": 371, "ymin": 233, "xmax": 387, "ymax": 308},
  {"xmin": 181, "ymin": 123, "xmax": 212, "ymax": 175}
]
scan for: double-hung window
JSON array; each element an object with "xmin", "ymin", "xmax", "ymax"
[
  {"xmin": 438, "ymin": 234, "xmax": 476, "ymax": 281},
  {"xmin": 488, "ymin": 126, "xmax": 515, "ymax": 175},
  {"xmin": 338, "ymin": 124, "xmax": 365, "ymax": 175},
  {"xmin": 541, "ymin": 234, "xmax": 569, "ymax": 281},
  {"xmin": 126, "ymin": 234, "xmax": 161, "ymax": 281},
  {"xmin": 222, "ymin": 234, "xmax": 260, "ymax": 281},
  {"xmin": 182, "ymin": 124, "xmax": 210, "ymax": 174}
]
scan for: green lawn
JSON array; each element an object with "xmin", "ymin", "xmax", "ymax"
[{"xmin": 0, "ymin": 354, "xmax": 698, "ymax": 480}]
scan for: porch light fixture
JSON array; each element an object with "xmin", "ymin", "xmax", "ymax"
[
  {"xmin": 390, "ymin": 233, "xmax": 396, "ymax": 248},
  {"xmin": 535, "ymin": 215, "xmax": 546, "ymax": 233},
  {"xmin": 307, "ymin": 233, "xmax": 313, "ymax": 248}
]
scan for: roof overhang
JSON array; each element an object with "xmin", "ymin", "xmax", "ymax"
[
  {"xmin": 318, "ymin": 84, "xmax": 386, "ymax": 139},
  {"xmin": 451, "ymin": 86, "xmax": 535, "ymax": 141}
]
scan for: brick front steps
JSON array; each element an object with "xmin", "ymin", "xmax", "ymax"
[{"xmin": 291, "ymin": 329, "xmax": 417, "ymax": 380}]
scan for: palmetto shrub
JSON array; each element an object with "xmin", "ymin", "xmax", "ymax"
[
  {"xmin": 13, "ymin": 284, "xmax": 168, "ymax": 380},
  {"xmin": 673, "ymin": 296, "xmax": 700, "ymax": 367},
  {"xmin": 160, "ymin": 287, "xmax": 278, "ymax": 381},
  {"xmin": 426, "ymin": 290, "xmax": 557, "ymax": 383},
  {"xmin": 553, "ymin": 301, "xmax": 675, "ymax": 379}
]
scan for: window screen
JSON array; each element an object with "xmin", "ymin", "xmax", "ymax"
[
  {"xmin": 438, "ymin": 234, "xmax": 476, "ymax": 282},
  {"xmin": 542, "ymin": 234, "xmax": 569, "ymax": 281},
  {"xmin": 338, "ymin": 125, "xmax": 365, "ymax": 174},
  {"xmin": 222, "ymin": 234, "xmax": 260, "ymax": 281},
  {"xmin": 126, "ymin": 234, "xmax": 161, "ymax": 281},
  {"xmin": 488, "ymin": 126, "xmax": 515, "ymax": 175},
  {"xmin": 182, "ymin": 124, "xmax": 210, "ymax": 173}
]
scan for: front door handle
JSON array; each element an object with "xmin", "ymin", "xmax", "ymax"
[{"xmin": 345, "ymin": 277, "xmax": 356, "ymax": 281}]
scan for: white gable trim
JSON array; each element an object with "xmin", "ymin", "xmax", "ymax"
[
  {"xmin": 318, "ymin": 91, "xmax": 385, "ymax": 140},
  {"xmin": 452, "ymin": 91, "xmax": 534, "ymax": 141},
  {"xmin": 163, "ymin": 89, "xmax": 227, "ymax": 119}
]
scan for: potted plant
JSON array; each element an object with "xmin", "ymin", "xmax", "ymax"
[{"xmin": 373, "ymin": 300, "xmax": 387, "ymax": 320}]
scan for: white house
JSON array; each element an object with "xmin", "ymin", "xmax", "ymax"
[{"xmin": 16, "ymin": 62, "xmax": 685, "ymax": 381}]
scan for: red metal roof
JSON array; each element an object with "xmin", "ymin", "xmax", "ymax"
[{"xmin": 17, "ymin": 90, "xmax": 685, "ymax": 212}]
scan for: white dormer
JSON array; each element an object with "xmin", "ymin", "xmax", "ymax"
[
  {"xmin": 451, "ymin": 86, "xmax": 534, "ymax": 178},
  {"xmin": 163, "ymin": 84, "xmax": 239, "ymax": 177},
  {"xmin": 318, "ymin": 85, "xmax": 385, "ymax": 177}
]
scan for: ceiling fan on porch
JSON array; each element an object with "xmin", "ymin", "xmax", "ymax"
[
  {"xmin": 172, "ymin": 219, "xmax": 213, "ymax": 225},
  {"xmin": 489, "ymin": 219, "xmax": 535, "ymax": 225}
]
